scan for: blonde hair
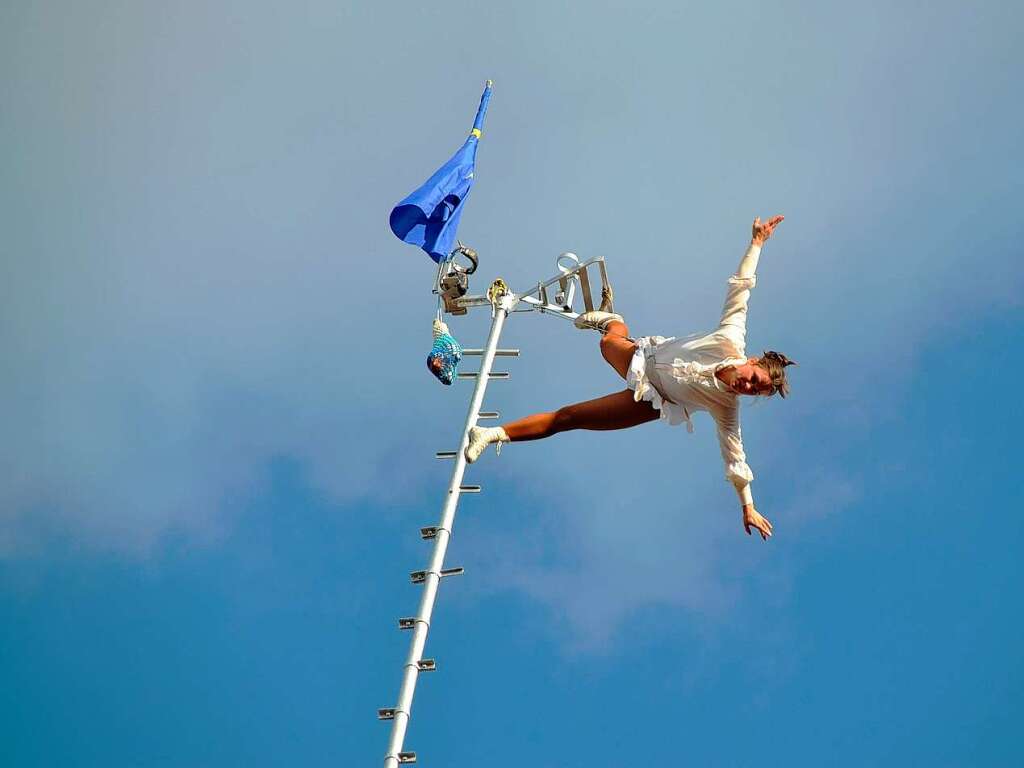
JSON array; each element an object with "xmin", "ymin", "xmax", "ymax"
[{"xmin": 757, "ymin": 350, "xmax": 796, "ymax": 398}]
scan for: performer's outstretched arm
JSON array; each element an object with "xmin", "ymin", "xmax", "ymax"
[
  {"xmin": 716, "ymin": 412, "xmax": 772, "ymax": 540},
  {"xmin": 718, "ymin": 216, "xmax": 784, "ymax": 354}
]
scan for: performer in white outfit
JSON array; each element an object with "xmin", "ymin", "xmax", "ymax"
[{"xmin": 466, "ymin": 216, "xmax": 792, "ymax": 540}]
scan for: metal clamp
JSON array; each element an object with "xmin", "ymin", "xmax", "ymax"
[{"xmin": 436, "ymin": 243, "xmax": 479, "ymax": 316}]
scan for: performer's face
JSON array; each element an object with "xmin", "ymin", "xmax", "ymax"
[{"xmin": 729, "ymin": 360, "xmax": 775, "ymax": 397}]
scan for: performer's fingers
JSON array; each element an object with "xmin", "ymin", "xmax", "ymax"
[{"xmin": 745, "ymin": 523, "xmax": 751, "ymax": 535}]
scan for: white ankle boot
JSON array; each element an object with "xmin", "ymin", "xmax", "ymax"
[
  {"xmin": 465, "ymin": 426, "xmax": 509, "ymax": 463},
  {"xmin": 573, "ymin": 311, "xmax": 624, "ymax": 330}
]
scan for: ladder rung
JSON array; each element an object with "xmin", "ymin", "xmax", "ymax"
[
  {"xmin": 398, "ymin": 617, "xmax": 417, "ymax": 630},
  {"xmin": 378, "ymin": 708, "xmax": 396, "ymax": 720},
  {"xmin": 417, "ymin": 659, "xmax": 436, "ymax": 672},
  {"xmin": 420, "ymin": 526, "xmax": 439, "ymax": 540},
  {"xmin": 440, "ymin": 567, "xmax": 464, "ymax": 578},
  {"xmin": 459, "ymin": 485, "xmax": 481, "ymax": 493},
  {"xmin": 457, "ymin": 372, "xmax": 510, "ymax": 379},
  {"xmin": 410, "ymin": 570, "xmax": 427, "ymax": 584},
  {"xmin": 435, "ymin": 451, "xmax": 457, "ymax": 459},
  {"xmin": 478, "ymin": 411, "xmax": 500, "ymax": 420},
  {"xmin": 463, "ymin": 348, "xmax": 520, "ymax": 356},
  {"xmin": 397, "ymin": 753, "xmax": 417, "ymax": 764}
]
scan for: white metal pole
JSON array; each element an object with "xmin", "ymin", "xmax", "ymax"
[{"xmin": 383, "ymin": 298, "xmax": 511, "ymax": 768}]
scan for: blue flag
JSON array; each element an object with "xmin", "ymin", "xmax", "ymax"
[{"xmin": 389, "ymin": 81, "xmax": 492, "ymax": 263}]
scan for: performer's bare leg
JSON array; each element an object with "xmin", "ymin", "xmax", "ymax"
[
  {"xmin": 466, "ymin": 294, "xmax": 656, "ymax": 461},
  {"xmin": 502, "ymin": 389, "xmax": 657, "ymax": 442}
]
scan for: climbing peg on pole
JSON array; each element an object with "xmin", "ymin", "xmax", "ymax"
[
  {"xmin": 462, "ymin": 348, "xmax": 520, "ymax": 356},
  {"xmin": 457, "ymin": 371, "xmax": 510, "ymax": 380}
]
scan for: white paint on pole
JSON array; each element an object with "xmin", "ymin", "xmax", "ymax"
[{"xmin": 383, "ymin": 296, "xmax": 513, "ymax": 768}]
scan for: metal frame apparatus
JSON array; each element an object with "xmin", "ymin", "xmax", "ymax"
[{"xmin": 380, "ymin": 253, "xmax": 611, "ymax": 767}]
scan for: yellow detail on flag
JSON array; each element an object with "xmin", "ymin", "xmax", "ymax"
[{"xmin": 470, "ymin": 128, "xmax": 482, "ymax": 139}]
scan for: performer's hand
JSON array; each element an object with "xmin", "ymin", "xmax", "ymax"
[
  {"xmin": 743, "ymin": 504, "xmax": 773, "ymax": 540},
  {"xmin": 751, "ymin": 215, "xmax": 784, "ymax": 246}
]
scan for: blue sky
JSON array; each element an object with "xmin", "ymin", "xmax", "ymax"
[{"xmin": 2, "ymin": 1, "xmax": 1022, "ymax": 766}]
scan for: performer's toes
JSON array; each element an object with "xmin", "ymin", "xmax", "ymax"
[{"xmin": 599, "ymin": 283, "xmax": 615, "ymax": 313}]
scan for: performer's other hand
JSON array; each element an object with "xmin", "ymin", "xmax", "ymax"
[
  {"xmin": 743, "ymin": 504, "xmax": 773, "ymax": 540},
  {"xmin": 751, "ymin": 215, "xmax": 784, "ymax": 246}
]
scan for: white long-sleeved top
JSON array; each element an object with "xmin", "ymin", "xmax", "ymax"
[{"xmin": 625, "ymin": 242, "xmax": 762, "ymax": 506}]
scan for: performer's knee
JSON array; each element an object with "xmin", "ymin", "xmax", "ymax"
[
  {"xmin": 599, "ymin": 332, "xmax": 627, "ymax": 356},
  {"xmin": 552, "ymin": 406, "xmax": 576, "ymax": 434}
]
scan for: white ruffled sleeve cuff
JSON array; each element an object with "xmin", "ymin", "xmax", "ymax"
[{"xmin": 726, "ymin": 460, "xmax": 754, "ymax": 486}]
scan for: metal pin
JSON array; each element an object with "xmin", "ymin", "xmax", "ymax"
[
  {"xmin": 458, "ymin": 485, "xmax": 481, "ymax": 493},
  {"xmin": 420, "ymin": 526, "xmax": 439, "ymax": 540},
  {"xmin": 378, "ymin": 708, "xmax": 396, "ymax": 721},
  {"xmin": 398, "ymin": 617, "xmax": 417, "ymax": 630},
  {"xmin": 416, "ymin": 659, "xmax": 436, "ymax": 672},
  {"xmin": 397, "ymin": 753, "xmax": 416, "ymax": 764},
  {"xmin": 435, "ymin": 451, "xmax": 457, "ymax": 459}
]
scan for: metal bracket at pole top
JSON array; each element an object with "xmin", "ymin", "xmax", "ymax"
[{"xmin": 448, "ymin": 252, "xmax": 610, "ymax": 324}]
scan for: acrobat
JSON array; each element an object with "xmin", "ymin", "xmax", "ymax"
[{"xmin": 464, "ymin": 215, "xmax": 793, "ymax": 541}]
